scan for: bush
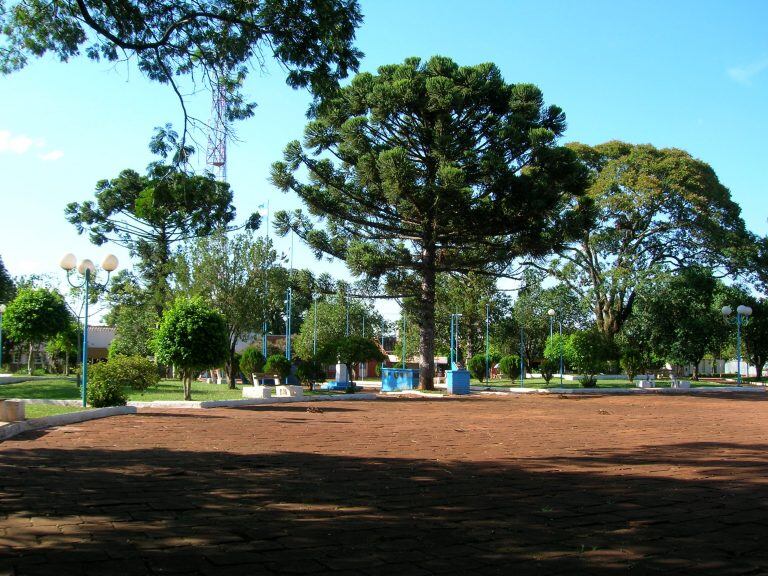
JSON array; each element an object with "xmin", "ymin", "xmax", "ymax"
[
  {"xmin": 87, "ymin": 362, "xmax": 128, "ymax": 407},
  {"xmin": 264, "ymin": 354, "xmax": 292, "ymax": 383},
  {"xmin": 296, "ymin": 358, "xmax": 326, "ymax": 390},
  {"xmin": 568, "ymin": 330, "xmax": 610, "ymax": 379},
  {"xmin": 499, "ymin": 355, "xmax": 521, "ymax": 380},
  {"xmin": 540, "ymin": 358, "xmax": 557, "ymax": 384},
  {"xmin": 240, "ymin": 348, "xmax": 266, "ymax": 384},
  {"xmin": 619, "ymin": 348, "xmax": 644, "ymax": 382},
  {"xmin": 467, "ymin": 354, "xmax": 487, "ymax": 381},
  {"xmin": 95, "ymin": 355, "xmax": 160, "ymax": 392},
  {"xmin": 579, "ymin": 375, "xmax": 598, "ymax": 388}
]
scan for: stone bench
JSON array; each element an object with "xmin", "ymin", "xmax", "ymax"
[
  {"xmin": 242, "ymin": 386, "xmax": 273, "ymax": 399},
  {"xmin": 670, "ymin": 379, "xmax": 691, "ymax": 389},
  {"xmin": 274, "ymin": 385, "xmax": 303, "ymax": 398},
  {"xmin": 636, "ymin": 380, "xmax": 655, "ymax": 389},
  {"xmin": 0, "ymin": 400, "xmax": 25, "ymax": 422}
]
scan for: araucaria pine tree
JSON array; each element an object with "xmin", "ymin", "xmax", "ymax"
[{"xmin": 271, "ymin": 56, "xmax": 589, "ymax": 389}]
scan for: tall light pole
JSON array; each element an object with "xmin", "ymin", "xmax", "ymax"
[
  {"xmin": 0, "ymin": 304, "xmax": 6, "ymax": 371},
  {"xmin": 312, "ymin": 294, "xmax": 319, "ymax": 356},
  {"xmin": 519, "ymin": 327, "xmax": 525, "ymax": 388},
  {"xmin": 285, "ymin": 228, "xmax": 294, "ymax": 361},
  {"xmin": 60, "ymin": 253, "xmax": 118, "ymax": 407},
  {"xmin": 485, "ymin": 303, "xmax": 490, "ymax": 383},
  {"xmin": 547, "ymin": 309, "xmax": 558, "ymax": 387},
  {"xmin": 722, "ymin": 305, "xmax": 753, "ymax": 385},
  {"xmin": 450, "ymin": 313, "xmax": 462, "ymax": 370},
  {"xmin": 401, "ymin": 311, "xmax": 406, "ymax": 369},
  {"xmin": 559, "ymin": 320, "xmax": 564, "ymax": 386}
]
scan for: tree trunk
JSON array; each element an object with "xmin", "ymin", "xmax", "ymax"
[
  {"xmin": 692, "ymin": 363, "xmax": 699, "ymax": 381},
  {"xmin": 64, "ymin": 350, "xmax": 69, "ymax": 376},
  {"xmin": 418, "ymin": 245, "xmax": 437, "ymax": 391},
  {"xmin": 27, "ymin": 342, "xmax": 34, "ymax": 375},
  {"xmin": 755, "ymin": 359, "xmax": 764, "ymax": 381},
  {"xmin": 183, "ymin": 369, "xmax": 192, "ymax": 401},
  {"xmin": 227, "ymin": 345, "xmax": 238, "ymax": 389}
]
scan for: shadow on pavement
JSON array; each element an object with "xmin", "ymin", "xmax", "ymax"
[{"xmin": 1, "ymin": 440, "xmax": 766, "ymax": 575}]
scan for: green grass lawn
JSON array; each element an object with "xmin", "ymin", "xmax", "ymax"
[
  {"xmin": 24, "ymin": 404, "xmax": 92, "ymax": 419},
  {"xmin": 0, "ymin": 378, "xmax": 81, "ymax": 399}
]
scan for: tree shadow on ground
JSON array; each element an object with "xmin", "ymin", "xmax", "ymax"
[{"xmin": 1, "ymin": 440, "xmax": 767, "ymax": 575}]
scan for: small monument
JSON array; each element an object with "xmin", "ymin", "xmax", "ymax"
[{"xmin": 321, "ymin": 359, "xmax": 354, "ymax": 391}]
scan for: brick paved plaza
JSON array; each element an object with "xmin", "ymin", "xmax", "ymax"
[{"xmin": 1, "ymin": 394, "xmax": 767, "ymax": 575}]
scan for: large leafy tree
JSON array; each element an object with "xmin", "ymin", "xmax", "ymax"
[
  {"xmin": 66, "ymin": 129, "xmax": 252, "ymax": 316},
  {"xmin": 104, "ymin": 270, "xmax": 157, "ymax": 358},
  {"xmin": 1, "ymin": 0, "xmax": 362, "ymax": 138},
  {"xmin": 544, "ymin": 141, "xmax": 749, "ymax": 339},
  {"xmin": 271, "ymin": 56, "xmax": 589, "ymax": 389},
  {"xmin": 3, "ymin": 288, "xmax": 71, "ymax": 374},
  {"xmin": 632, "ymin": 267, "xmax": 727, "ymax": 380},
  {"xmin": 176, "ymin": 230, "xmax": 279, "ymax": 388},
  {"xmin": 317, "ymin": 335, "xmax": 384, "ymax": 381}
]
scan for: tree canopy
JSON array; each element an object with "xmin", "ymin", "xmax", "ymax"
[
  {"xmin": 65, "ymin": 129, "xmax": 253, "ymax": 315},
  {"xmin": 0, "ymin": 256, "xmax": 14, "ymax": 304},
  {"xmin": 545, "ymin": 141, "xmax": 749, "ymax": 338},
  {"xmin": 153, "ymin": 297, "xmax": 228, "ymax": 400},
  {"xmin": 3, "ymin": 287, "xmax": 72, "ymax": 374},
  {"xmin": 1, "ymin": 0, "xmax": 363, "ymax": 137},
  {"xmin": 271, "ymin": 56, "xmax": 589, "ymax": 389}
]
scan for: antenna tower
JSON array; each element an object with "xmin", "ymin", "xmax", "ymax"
[{"xmin": 206, "ymin": 76, "xmax": 228, "ymax": 181}]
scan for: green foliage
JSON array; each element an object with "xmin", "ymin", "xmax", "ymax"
[
  {"xmin": 2, "ymin": 0, "xmax": 362, "ymax": 129},
  {"xmin": 66, "ymin": 130, "xmax": 242, "ymax": 316},
  {"xmin": 271, "ymin": 56, "xmax": 589, "ymax": 389},
  {"xmin": 264, "ymin": 354, "xmax": 292, "ymax": 382},
  {"xmin": 543, "ymin": 333, "xmax": 574, "ymax": 370},
  {"xmin": 568, "ymin": 330, "xmax": 611, "ymax": 379},
  {"xmin": 95, "ymin": 355, "xmax": 160, "ymax": 393},
  {"xmin": 632, "ymin": 268, "xmax": 724, "ymax": 379},
  {"xmin": 467, "ymin": 353, "xmax": 501, "ymax": 381},
  {"xmin": 105, "ymin": 271, "xmax": 158, "ymax": 358},
  {"xmin": 619, "ymin": 347, "xmax": 644, "ymax": 382},
  {"xmin": 540, "ymin": 358, "xmax": 557, "ymax": 383},
  {"xmin": 176, "ymin": 231, "xmax": 282, "ymax": 388},
  {"xmin": 153, "ymin": 297, "xmax": 228, "ymax": 400},
  {"xmin": 46, "ymin": 321, "xmax": 81, "ymax": 374},
  {"xmin": 296, "ymin": 359, "xmax": 326, "ymax": 390},
  {"xmin": 240, "ymin": 348, "xmax": 266, "ymax": 383},
  {"xmin": 551, "ymin": 141, "xmax": 749, "ymax": 338},
  {"xmin": 499, "ymin": 355, "xmax": 521, "ymax": 380},
  {"xmin": 513, "ymin": 268, "xmax": 591, "ymax": 366},
  {"xmin": 3, "ymin": 287, "xmax": 72, "ymax": 374},
  {"xmin": 317, "ymin": 336, "xmax": 385, "ymax": 380},
  {"xmin": 293, "ymin": 290, "xmax": 383, "ymax": 360},
  {"xmin": 0, "ymin": 256, "xmax": 15, "ymax": 303},
  {"xmin": 87, "ymin": 363, "xmax": 128, "ymax": 407}
]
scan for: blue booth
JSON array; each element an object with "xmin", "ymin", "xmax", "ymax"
[
  {"xmin": 381, "ymin": 368, "xmax": 419, "ymax": 392},
  {"xmin": 446, "ymin": 369, "xmax": 471, "ymax": 395}
]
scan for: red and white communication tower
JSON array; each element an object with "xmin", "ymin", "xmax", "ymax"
[{"xmin": 206, "ymin": 78, "xmax": 228, "ymax": 182}]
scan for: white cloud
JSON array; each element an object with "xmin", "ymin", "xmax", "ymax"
[
  {"xmin": 39, "ymin": 150, "xmax": 65, "ymax": 161},
  {"xmin": 0, "ymin": 130, "xmax": 44, "ymax": 154},
  {"xmin": 727, "ymin": 57, "xmax": 768, "ymax": 85},
  {"xmin": 0, "ymin": 129, "xmax": 63, "ymax": 160}
]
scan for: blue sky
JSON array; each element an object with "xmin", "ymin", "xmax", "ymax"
[{"xmin": 1, "ymin": 0, "xmax": 766, "ymax": 319}]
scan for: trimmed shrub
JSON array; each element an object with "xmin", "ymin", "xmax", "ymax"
[
  {"xmin": 540, "ymin": 357, "xmax": 557, "ymax": 384},
  {"xmin": 240, "ymin": 348, "xmax": 266, "ymax": 383},
  {"xmin": 264, "ymin": 354, "xmax": 292, "ymax": 383},
  {"xmin": 499, "ymin": 355, "xmax": 521, "ymax": 380},
  {"xmin": 96, "ymin": 355, "xmax": 159, "ymax": 392},
  {"xmin": 87, "ymin": 362, "xmax": 128, "ymax": 407},
  {"xmin": 296, "ymin": 358, "xmax": 326, "ymax": 391}
]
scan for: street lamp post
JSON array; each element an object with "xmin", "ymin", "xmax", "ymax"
[
  {"xmin": 450, "ymin": 313, "xmax": 462, "ymax": 370},
  {"xmin": 313, "ymin": 294, "xmax": 319, "ymax": 356},
  {"xmin": 60, "ymin": 253, "xmax": 118, "ymax": 407},
  {"xmin": 722, "ymin": 304, "xmax": 753, "ymax": 385},
  {"xmin": 547, "ymin": 309, "xmax": 556, "ymax": 388},
  {"xmin": 0, "ymin": 304, "xmax": 6, "ymax": 371},
  {"xmin": 485, "ymin": 303, "xmax": 490, "ymax": 383},
  {"xmin": 519, "ymin": 327, "xmax": 525, "ymax": 388}
]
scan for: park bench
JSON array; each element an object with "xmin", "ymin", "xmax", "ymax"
[
  {"xmin": 670, "ymin": 378, "xmax": 691, "ymax": 389},
  {"xmin": 635, "ymin": 374, "xmax": 656, "ymax": 388},
  {"xmin": 0, "ymin": 399, "xmax": 25, "ymax": 422}
]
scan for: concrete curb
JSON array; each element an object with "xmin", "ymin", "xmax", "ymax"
[
  {"xmin": 7, "ymin": 398, "xmax": 83, "ymax": 406},
  {"xmin": 380, "ymin": 391, "xmax": 448, "ymax": 398},
  {"xmin": 497, "ymin": 386, "xmax": 766, "ymax": 395},
  {"xmin": 129, "ymin": 393, "xmax": 378, "ymax": 409},
  {"xmin": 0, "ymin": 406, "xmax": 137, "ymax": 441}
]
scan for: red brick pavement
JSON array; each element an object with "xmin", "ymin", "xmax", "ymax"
[{"xmin": 1, "ymin": 394, "xmax": 768, "ymax": 575}]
